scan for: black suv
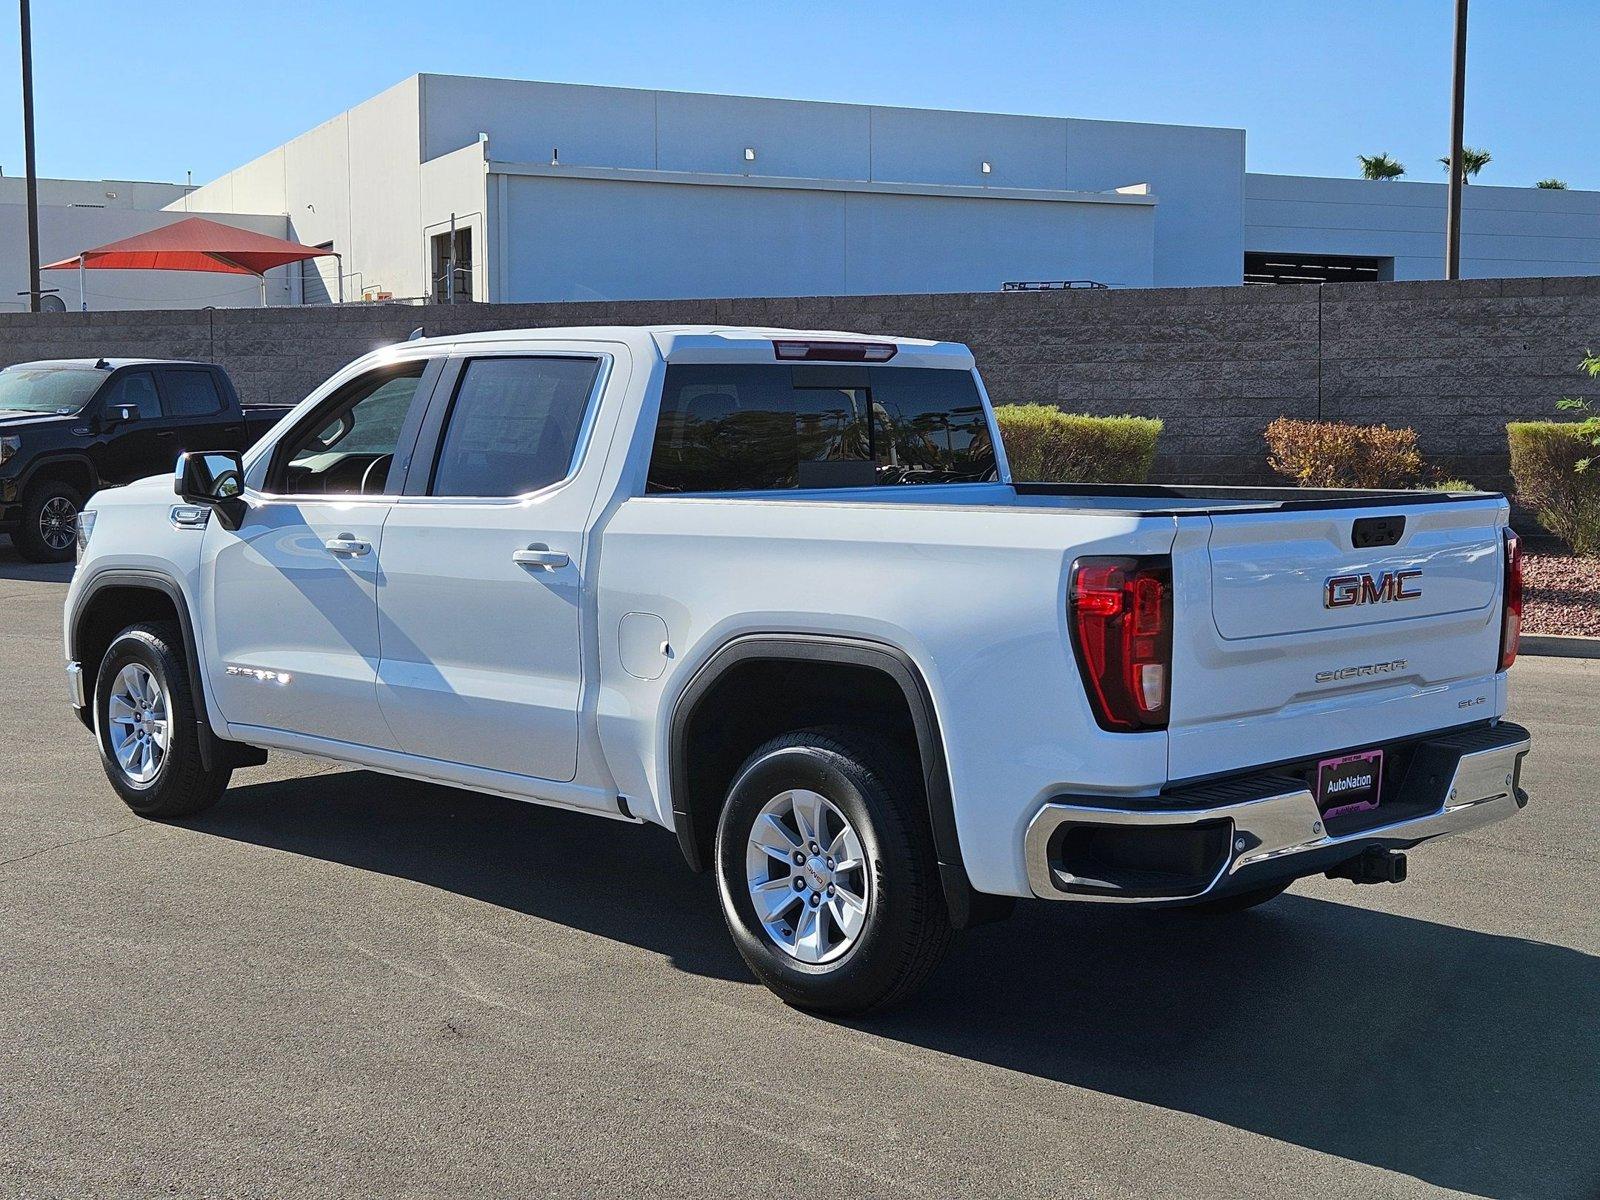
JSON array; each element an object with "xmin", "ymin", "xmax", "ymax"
[{"xmin": 0, "ymin": 359, "xmax": 293, "ymax": 561}]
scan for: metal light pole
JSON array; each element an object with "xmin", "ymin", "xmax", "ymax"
[
  {"xmin": 19, "ymin": 0, "xmax": 42, "ymax": 312},
  {"xmin": 1444, "ymin": 0, "xmax": 1469, "ymax": 280}
]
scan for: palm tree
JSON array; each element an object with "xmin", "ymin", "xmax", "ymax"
[
  {"xmin": 1357, "ymin": 152, "xmax": 1405, "ymax": 180},
  {"xmin": 1439, "ymin": 147, "xmax": 1492, "ymax": 183},
  {"xmin": 1536, "ymin": 178, "xmax": 1569, "ymax": 189}
]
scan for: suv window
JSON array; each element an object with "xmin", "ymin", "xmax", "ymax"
[
  {"xmin": 275, "ymin": 365, "xmax": 425, "ymax": 495},
  {"xmin": 160, "ymin": 369, "xmax": 225, "ymax": 417},
  {"xmin": 646, "ymin": 364, "xmax": 996, "ymax": 493},
  {"xmin": 429, "ymin": 356, "xmax": 600, "ymax": 497},
  {"xmin": 101, "ymin": 371, "xmax": 161, "ymax": 420}
]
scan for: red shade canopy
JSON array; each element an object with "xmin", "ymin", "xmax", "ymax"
[{"xmin": 43, "ymin": 217, "xmax": 335, "ymax": 277}]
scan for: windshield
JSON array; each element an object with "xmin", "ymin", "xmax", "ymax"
[{"xmin": 0, "ymin": 366, "xmax": 107, "ymax": 415}]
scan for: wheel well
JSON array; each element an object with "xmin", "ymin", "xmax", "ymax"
[
  {"xmin": 74, "ymin": 585, "xmax": 182, "ymax": 682},
  {"xmin": 25, "ymin": 458, "xmax": 95, "ymax": 500},
  {"xmin": 675, "ymin": 657, "xmax": 924, "ymax": 873}
]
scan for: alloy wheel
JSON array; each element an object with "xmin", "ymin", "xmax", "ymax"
[
  {"xmin": 745, "ymin": 788, "xmax": 871, "ymax": 964},
  {"xmin": 107, "ymin": 663, "xmax": 170, "ymax": 785},
  {"xmin": 39, "ymin": 495, "xmax": 77, "ymax": 552}
]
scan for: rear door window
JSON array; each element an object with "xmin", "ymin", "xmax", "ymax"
[
  {"xmin": 646, "ymin": 365, "xmax": 995, "ymax": 493},
  {"xmin": 160, "ymin": 369, "xmax": 226, "ymax": 418},
  {"xmin": 428, "ymin": 356, "xmax": 601, "ymax": 498}
]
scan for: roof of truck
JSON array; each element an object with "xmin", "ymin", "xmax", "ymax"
[{"xmin": 405, "ymin": 325, "xmax": 974, "ymax": 369}]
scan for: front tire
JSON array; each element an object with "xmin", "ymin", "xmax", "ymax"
[
  {"xmin": 715, "ymin": 728, "xmax": 952, "ymax": 1016},
  {"xmin": 14, "ymin": 480, "xmax": 83, "ymax": 563},
  {"xmin": 94, "ymin": 622, "xmax": 231, "ymax": 819}
]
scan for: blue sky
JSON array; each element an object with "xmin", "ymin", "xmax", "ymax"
[{"xmin": 1, "ymin": 0, "xmax": 1593, "ymax": 190}]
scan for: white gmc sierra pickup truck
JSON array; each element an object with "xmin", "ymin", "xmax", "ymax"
[{"xmin": 64, "ymin": 326, "xmax": 1532, "ymax": 1014}]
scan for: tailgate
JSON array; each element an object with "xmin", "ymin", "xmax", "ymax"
[{"xmin": 1168, "ymin": 498, "xmax": 1509, "ymax": 780}]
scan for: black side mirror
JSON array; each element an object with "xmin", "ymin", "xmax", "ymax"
[
  {"xmin": 175, "ymin": 450, "xmax": 247, "ymax": 529},
  {"xmin": 105, "ymin": 403, "xmax": 140, "ymax": 427}
]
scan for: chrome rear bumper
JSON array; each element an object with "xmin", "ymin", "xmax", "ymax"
[{"xmin": 1024, "ymin": 722, "xmax": 1531, "ymax": 903}]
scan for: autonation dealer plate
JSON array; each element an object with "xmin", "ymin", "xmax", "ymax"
[{"xmin": 1317, "ymin": 748, "xmax": 1383, "ymax": 819}]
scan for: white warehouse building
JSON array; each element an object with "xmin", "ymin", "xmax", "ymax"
[{"xmin": 7, "ymin": 73, "xmax": 1599, "ymax": 310}]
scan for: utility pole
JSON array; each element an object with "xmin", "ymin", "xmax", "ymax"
[
  {"xmin": 19, "ymin": 0, "xmax": 42, "ymax": 312},
  {"xmin": 1444, "ymin": 0, "xmax": 1468, "ymax": 281}
]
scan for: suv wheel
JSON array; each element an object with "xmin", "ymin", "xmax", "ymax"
[
  {"xmin": 94, "ymin": 622, "xmax": 231, "ymax": 819},
  {"xmin": 715, "ymin": 728, "xmax": 953, "ymax": 1015},
  {"xmin": 15, "ymin": 480, "xmax": 83, "ymax": 563}
]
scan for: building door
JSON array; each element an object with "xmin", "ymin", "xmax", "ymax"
[{"xmin": 430, "ymin": 227, "xmax": 473, "ymax": 302}]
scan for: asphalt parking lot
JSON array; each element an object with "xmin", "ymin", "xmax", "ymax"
[{"xmin": 1, "ymin": 545, "xmax": 1596, "ymax": 1200}]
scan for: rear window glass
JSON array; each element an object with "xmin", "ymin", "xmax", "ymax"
[
  {"xmin": 646, "ymin": 365, "xmax": 995, "ymax": 493},
  {"xmin": 161, "ymin": 369, "xmax": 225, "ymax": 417}
]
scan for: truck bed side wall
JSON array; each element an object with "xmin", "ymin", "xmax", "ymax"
[{"xmin": 594, "ymin": 496, "xmax": 1178, "ymax": 897}]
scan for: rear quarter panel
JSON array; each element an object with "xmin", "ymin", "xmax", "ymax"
[{"xmin": 594, "ymin": 495, "xmax": 1178, "ymax": 897}]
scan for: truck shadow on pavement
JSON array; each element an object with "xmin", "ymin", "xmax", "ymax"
[
  {"xmin": 0, "ymin": 541, "xmax": 75, "ymax": 583},
  {"xmin": 201, "ymin": 767, "xmax": 1596, "ymax": 1200}
]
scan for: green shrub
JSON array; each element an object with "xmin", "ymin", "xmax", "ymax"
[
  {"xmin": 992, "ymin": 406, "xmax": 1162, "ymax": 484},
  {"xmin": 1553, "ymin": 350, "xmax": 1600, "ymax": 468},
  {"xmin": 1264, "ymin": 417, "xmax": 1426, "ymax": 489},
  {"xmin": 1508, "ymin": 422, "xmax": 1600, "ymax": 553}
]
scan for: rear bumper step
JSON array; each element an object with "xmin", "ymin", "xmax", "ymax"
[{"xmin": 1024, "ymin": 721, "xmax": 1530, "ymax": 903}]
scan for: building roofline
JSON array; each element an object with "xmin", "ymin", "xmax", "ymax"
[
  {"xmin": 412, "ymin": 71, "xmax": 1247, "ymax": 137},
  {"xmin": 486, "ymin": 158, "xmax": 1158, "ymax": 205}
]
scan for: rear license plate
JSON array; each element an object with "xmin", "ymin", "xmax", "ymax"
[{"xmin": 1317, "ymin": 749, "xmax": 1383, "ymax": 818}]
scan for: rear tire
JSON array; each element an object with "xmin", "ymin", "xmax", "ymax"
[
  {"xmin": 94, "ymin": 622, "xmax": 231, "ymax": 819},
  {"xmin": 714, "ymin": 727, "xmax": 952, "ymax": 1016},
  {"xmin": 1179, "ymin": 880, "xmax": 1291, "ymax": 915},
  {"xmin": 14, "ymin": 480, "xmax": 83, "ymax": 563}
]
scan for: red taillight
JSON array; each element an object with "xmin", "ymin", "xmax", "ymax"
[
  {"xmin": 1070, "ymin": 556, "xmax": 1173, "ymax": 732},
  {"xmin": 1499, "ymin": 529, "xmax": 1523, "ymax": 672},
  {"xmin": 772, "ymin": 339, "xmax": 897, "ymax": 363}
]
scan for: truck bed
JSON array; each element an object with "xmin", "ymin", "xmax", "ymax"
[{"xmin": 1011, "ymin": 480, "xmax": 1496, "ymax": 515}]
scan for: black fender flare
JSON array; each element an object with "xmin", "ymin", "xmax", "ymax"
[
  {"xmin": 667, "ymin": 632, "xmax": 1012, "ymax": 929},
  {"xmin": 69, "ymin": 567, "xmax": 262, "ymax": 772},
  {"xmin": 15, "ymin": 452, "xmax": 102, "ymax": 499}
]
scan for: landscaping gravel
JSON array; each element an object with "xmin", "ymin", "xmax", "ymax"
[{"xmin": 1524, "ymin": 553, "xmax": 1600, "ymax": 638}]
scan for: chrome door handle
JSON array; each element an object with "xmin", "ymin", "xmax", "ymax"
[
  {"xmin": 512, "ymin": 546, "xmax": 569, "ymax": 571},
  {"xmin": 324, "ymin": 536, "xmax": 371, "ymax": 557}
]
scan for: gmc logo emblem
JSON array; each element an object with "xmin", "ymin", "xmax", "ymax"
[{"xmin": 1324, "ymin": 570, "xmax": 1423, "ymax": 608}]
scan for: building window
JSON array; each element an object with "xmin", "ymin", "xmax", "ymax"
[
  {"xmin": 431, "ymin": 228, "xmax": 474, "ymax": 303},
  {"xmin": 1244, "ymin": 252, "xmax": 1394, "ymax": 285}
]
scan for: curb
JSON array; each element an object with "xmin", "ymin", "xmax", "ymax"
[{"xmin": 1522, "ymin": 634, "xmax": 1600, "ymax": 660}]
